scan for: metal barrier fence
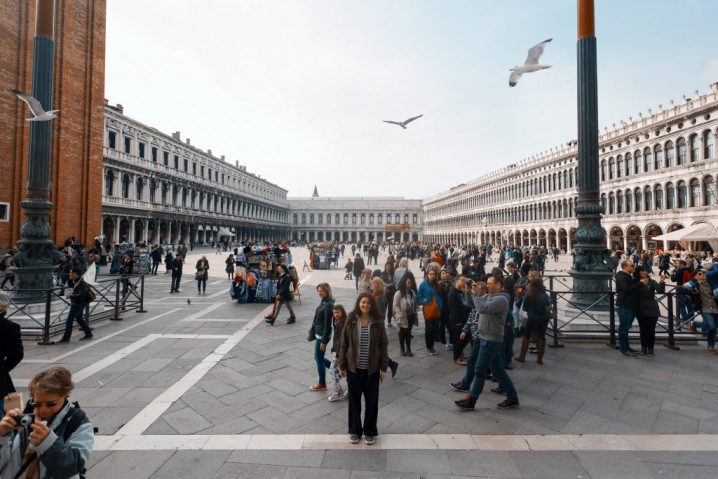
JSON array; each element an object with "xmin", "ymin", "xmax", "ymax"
[
  {"xmin": 6, "ymin": 274, "xmax": 146, "ymax": 344},
  {"xmin": 544, "ymin": 274, "xmax": 697, "ymax": 351}
]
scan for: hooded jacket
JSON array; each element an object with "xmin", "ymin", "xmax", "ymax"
[{"xmin": 475, "ymin": 291, "xmax": 510, "ymax": 343}]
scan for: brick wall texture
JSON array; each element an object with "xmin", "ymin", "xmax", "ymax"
[{"xmin": 0, "ymin": 0, "xmax": 106, "ymax": 249}]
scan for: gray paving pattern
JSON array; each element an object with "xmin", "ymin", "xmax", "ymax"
[{"xmin": 10, "ymin": 247, "xmax": 718, "ymax": 478}]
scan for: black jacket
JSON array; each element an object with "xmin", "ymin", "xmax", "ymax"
[
  {"xmin": 276, "ymin": 273, "xmax": 293, "ymax": 301},
  {"xmin": 447, "ymin": 286, "xmax": 472, "ymax": 324},
  {"xmin": 635, "ymin": 279, "xmax": 665, "ymax": 317},
  {"xmin": 68, "ymin": 278, "xmax": 89, "ymax": 304},
  {"xmin": 0, "ymin": 312, "xmax": 23, "ymax": 398},
  {"xmin": 312, "ymin": 298, "xmax": 334, "ymax": 345},
  {"xmin": 352, "ymin": 257, "xmax": 365, "ymax": 277},
  {"xmin": 614, "ymin": 270, "xmax": 642, "ymax": 309}
]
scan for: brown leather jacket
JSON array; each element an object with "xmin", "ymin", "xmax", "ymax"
[{"xmin": 337, "ymin": 313, "xmax": 388, "ymax": 375}]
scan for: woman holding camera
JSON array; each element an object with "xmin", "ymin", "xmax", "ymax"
[{"xmin": 0, "ymin": 366, "xmax": 94, "ymax": 479}]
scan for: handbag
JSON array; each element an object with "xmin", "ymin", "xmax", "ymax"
[
  {"xmin": 423, "ymin": 296, "xmax": 441, "ymax": 321},
  {"xmin": 307, "ymin": 326, "xmax": 315, "ymax": 342}
]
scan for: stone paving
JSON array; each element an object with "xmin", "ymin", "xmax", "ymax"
[{"xmin": 9, "ymin": 247, "xmax": 718, "ymax": 478}]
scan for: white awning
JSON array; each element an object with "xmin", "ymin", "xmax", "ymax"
[
  {"xmin": 652, "ymin": 222, "xmax": 718, "ymax": 242},
  {"xmin": 197, "ymin": 225, "xmax": 204, "ymax": 231},
  {"xmin": 218, "ymin": 227, "xmax": 235, "ymax": 237}
]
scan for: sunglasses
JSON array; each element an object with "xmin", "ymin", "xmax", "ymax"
[{"xmin": 29, "ymin": 400, "xmax": 59, "ymax": 408}]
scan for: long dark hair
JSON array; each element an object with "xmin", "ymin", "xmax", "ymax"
[
  {"xmin": 399, "ymin": 271, "xmax": 417, "ymax": 297},
  {"xmin": 332, "ymin": 304, "xmax": 347, "ymax": 323},
  {"xmin": 524, "ymin": 277, "xmax": 546, "ymax": 309},
  {"xmin": 348, "ymin": 292, "xmax": 381, "ymax": 321}
]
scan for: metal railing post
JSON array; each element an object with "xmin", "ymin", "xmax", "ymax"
[
  {"xmin": 607, "ymin": 291, "xmax": 616, "ymax": 349},
  {"xmin": 665, "ymin": 293, "xmax": 680, "ymax": 351},
  {"xmin": 136, "ymin": 275, "xmax": 147, "ymax": 313},
  {"xmin": 112, "ymin": 277, "xmax": 122, "ymax": 321},
  {"xmin": 38, "ymin": 288, "xmax": 54, "ymax": 345},
  {"xmin": 549, "ymin": 290, "xmax": 563, "ymax": 348}
]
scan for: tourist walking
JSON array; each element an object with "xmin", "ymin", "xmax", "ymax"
[
  {"xmin": 448, "ymin": 276, "xmax": 472, "ymax": 364},
  {"xmin": 417, "ymin": 265, "xmax": 443, "ymax": 355},
  {"xmin": 454, "ymin": 274, "xmax": 519, "ymax": 411},
  {"xmin": 393, "ymin": 274, "xmax": 417, "ymax": 356},
  {"xmin": 615, "ymin": 260, "xmax": 641, "ymax": 357},
  {"xmin": 0, "ymin": 291, "xmax": 23, "ymax": 413},
  {"xmin": 150, "ymin": 244, "xmax": 162, "ymax": 274},
  {"xmin": 337, "ymin": 293, "xmax": 389, "ymax": 445},
  {"xmin": 265, "ymin": 264, "xmax": 296, "ymax": 325},
  {"xmin": 352, "ymin": 254, "xmax": 365, "ymax": 291},
  {"xmin": 310, "ymin": 283, "xmax": 334, "ymax": 391},
  {"xmin": 195, "ymin": 255, "xmax": 209, "ymax": 295},
  {"xmin": 170, "ymin": 254, "xmax": 184, "ymax": 293},
  {"xmin": 515, "ymin": 277, "xmax": 551, "ymax": 364},
  {"xmin": 381, "ymin": 263, "xmax": 396, "ymax": 328},
  {"xmin": 634, "ymin": 266, "xmax": 665, "ymax": 356},
  {"xmin": 225, "ymin": 254, "xmax": 235, "ymax": 280},
  {"xmin": 59, "ymin": 267, "xmax": 94, "ymax": 343}
]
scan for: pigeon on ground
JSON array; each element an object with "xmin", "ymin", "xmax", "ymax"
[
  {"xmin": 383, "ymin": 114, "xmax": 423, "ymax": 129},
  {"xmin": 10, "ymin": 88, "xmax": 59, "ymax": 121},
  {"xmin": 509, "ymin": 39, "xmax": 552, "ymax": 87},
  {"xmin": 187, "ymin": 298, "xmax": 191, "ymax": 305}
]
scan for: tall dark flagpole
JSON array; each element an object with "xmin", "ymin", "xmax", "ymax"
[
  {"xmin": 569, "ymin": 0, "xmax": 617, "ymax": 309},
  {"xmin": 12, "ymin": 0, "xmax": 61, "ymax": 302}
]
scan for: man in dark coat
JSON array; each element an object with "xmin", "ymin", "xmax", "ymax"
[
  {"xmin": 352, "ymin": 254, "xmax": 365, "ymax": 291},
  {"xmin": 0, "ymin": 291, "xmax": 23, "ymax": 413}
]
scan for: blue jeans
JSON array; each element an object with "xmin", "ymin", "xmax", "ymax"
[
  {"xmin": 62, "ymin": 302, "xmax": 92, "ymax": 341},
  {"xmin": 503, "ymin": 314, "xmax": 515, "ymax": 365},
  {"xmin": 469, "ymin": 339, "xmax": 518, "ymax": 404},
  {"xmin": 678, "ymin": 295, "xmax": 694, "ymax": 322},
  {"xmin": 315, "ymin": 338, "xmax": 327, "ymax": 385},
  {"xmin": 459, "ymin": 340, "xmax": 481, "ymax": 387},
  {"xmin": 617, "ymin": 307, "xmax": 636, "ymax": 352},
  {"xmin": 702, "ymin": 312, "xmax": 717, "ymax": 348}
]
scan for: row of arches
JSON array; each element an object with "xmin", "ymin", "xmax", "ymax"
[
  {"xmin": 601, "ymin": 130, "xmax": 715, "ymax": 181},
  {"xmin": 602, "ymin": 175, "xmax": 716, "ymax": 214}
]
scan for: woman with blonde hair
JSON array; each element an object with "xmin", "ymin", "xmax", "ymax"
[{"xmin": 357, "ymin": 269, "xmax": 373, "ymax": 295}]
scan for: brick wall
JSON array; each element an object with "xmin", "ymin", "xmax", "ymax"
[{"xmin": 0, "ymin": 0, "xmax": 106, "ymax": 250}]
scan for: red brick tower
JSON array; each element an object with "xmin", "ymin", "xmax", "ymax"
[{"xmin": 0, "ymin": 0, "xmax": 106, "ymax": 249}]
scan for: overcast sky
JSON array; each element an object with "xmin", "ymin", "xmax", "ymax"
[{"xmin": 105, "ymin": 0, "xmax": 718, "ymax": 198}]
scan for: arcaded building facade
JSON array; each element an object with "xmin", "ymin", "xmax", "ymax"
[
  {"xmin": 102, "ymin": 104, "xmax": 289, "ymax": 245},
  {"xmin": 288, "ymin": 194, "xmax": 423, "ymax": 243},
  {"xmin": 423, "ymin": 83, "xmax": 718, "ymax": 252}
]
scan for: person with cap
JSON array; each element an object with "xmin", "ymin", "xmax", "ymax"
[
  {"xmin": 0, "ymin": 291, "xmax": 23, "ymax": 413},
  {"xmin": 59, "ymin": 268, "xmax": 93, "ymax": 343}
]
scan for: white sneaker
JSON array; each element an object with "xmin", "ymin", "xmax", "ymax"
[{"xmin": 328, "ymin": 389, "xmax": 346, "ymax": 402}]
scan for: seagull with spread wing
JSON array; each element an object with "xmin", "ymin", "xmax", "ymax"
[
  {"xmin": 10, "ymin": 88, "xmax": 59, "ymax": 121},
  {"xmin": 383, "ymin": 114, "xmax": 423, "ymax": 129},
  {"xmin": 509, "ymin": 38, "xmax": 552, "ymax": 87}
]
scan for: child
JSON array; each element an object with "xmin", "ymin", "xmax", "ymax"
[{"xmin": 327, "ymin": 305, "xmax": 348, "ymax": 402}]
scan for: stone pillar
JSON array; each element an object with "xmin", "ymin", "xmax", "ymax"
[
  {"xmin": 143, "ymin": 221, "xmax": 149, "ymax": 244},
  {"xmin": 641, "ymin": 235, "xmax": 648, "ymax": 252},
  {"xmin": 623, "ymin": 235, "xmax": 628, "ymax": 253},
  {"xmin": 113, "ymin": 216, "xmax": 121, "ymax": 244},
  {"xmin": 129, "ymin": 218, "xmax": 137, "ymax": 243}
]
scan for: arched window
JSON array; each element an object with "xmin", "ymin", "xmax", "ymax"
[
  {"xmin": 569, "ymin": 168, "xmax": 574, "ymax": 187},
  {"xmin": 616, "ymin": 190, "xmax": 623, "ymax": 214},
  {"xmin": 309, "ymin": 214, "xmax": 314, "ymax": 224},
  {"xmin": 601, "ymin": 193, "xmax": 607, "ymax": 212},
  {"xmin": 665, "ymin": 141, "xmax": 674, "ymax": 167},
  {"xmin": 676, "ymin": 137, "xmax": 686, "ymax": 165},
  {"xmin": 105, "ymin": 170, "xmax": 114, "ymax": 196},
  {"xmin": 136, "ymin": 177, "xmax": 144, "ymax": 201},
  {"xmin": 690, "ymin": 178, "xmax": 701, "ymax": 207},
  {"xmin": 616, "ymin": 155, "xmax": 623, "ymax": 178},
  {"xmin": 634, "ymin": 150, "xmax": 642, "ymax": 174},
  {"xmin": 643, "ymin": 147, "xmax": 652, "ymax": 172},
  {"xmin": 600, "ymin": 160, "xmax": 607, "ymax": 181},
  {"xmin": 666, "ymin": 182, "xmax": 675, "ymax": 209},
  {"xmin": 625, "ymin": 189, "xmax": 632, "ymax": 213},
  {"xmin": 608, "ymin": 192, "xmax": 615, "ymax": 214},
  {"xmin": 625, "ymin": 153, "xmax": 633, "ymax": 176},
  {"xmin": 654, "ymin": 184, "xmax": 663, "ymax": 210},
  {"xmin": 677, "ymin": 180, "xmax": 687, "ymax": 208},
  {"xmin": 690, "ymin": 134, "xmax": 700, "ymax": 161},
  {"xmin": 172, "ymin": 184, "xmax": 178, "ymax": 205},
  {"xmin": 705, "ymin": 130, "xmax": 715, "ymax": 159},
  {"xmin": 704, "ymin": 176, "xmax": 716, "ymax": 206},
  {"xmin": 634, "ymin": 188, "xmax": 642, "ymax": 212},
  {"xmin": 181, "ymin": 188, "xmax": 188, "ymax": 207},
  {"xmin": 644, "ymin": 186, "xmax": 652, "ymax": 211},
  {"xmin": 122, "ymin": 174, "xmax": 131, "ymax": 199},
  {"xmin": 149, "ymin": 179, "xmax": 156, "ymax": 203},
  {"xmin": 654, "ymin": 144, "xmax": 663, "ymax": 170},
  {"xmin": 161, "ymin": 182, "xmax": 168, "ymax": 204},
  {"xmin": 609, "ymin": 158, "xmax": 616, "ymax": 179}
]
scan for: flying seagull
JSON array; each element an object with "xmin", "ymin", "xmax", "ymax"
[
  {"xmin": 509, "ymin": 38, "xmax": 552, "ymax": 87},
  {"xmin": 383, "ymin": 114, "xmax": 423, "ymax": 129},
  {"xmin": 10, "ymin": 88, "xmax": 59, "ymax": 121}
]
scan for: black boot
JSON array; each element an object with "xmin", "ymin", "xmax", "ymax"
[
  {"xmin": 639, "ymin": 347, "xmax": 647, "ymax": 355},
  {"xmin": 400, "ymin": 343, "xmax": 406, "ymax": 356},
  {"xmin": 389, "ymin": 359, "xmax": 398, "ymax": 378}
]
